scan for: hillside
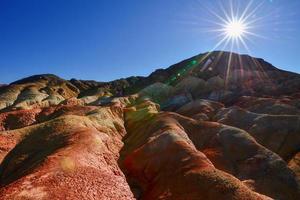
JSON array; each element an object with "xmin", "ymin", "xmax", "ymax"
[{"xmin": 0, "ymin": 51, "xmax": 300, "ymax": 200}]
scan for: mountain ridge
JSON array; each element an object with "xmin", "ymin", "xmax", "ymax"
[
  {"xmin": 6, "ymin": 51, "xmax": 300, "ymax": 98},
  {"xmin": 8, "ymin": 50, "xmax": 297, "ymax": 84}
]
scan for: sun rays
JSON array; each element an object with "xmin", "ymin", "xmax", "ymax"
[
  {"xmin": 206, "ymin": 0, "xmax": 267, "ymax": 53},
  {"xmin": 167, "ymin": 0, "xmax": 282, "ymax": 90},
  {"xmin": 190, "ymin": 0, "xmax": 280, "ymax": 90},
  {"xmin": 164, "ymin": 0, "xmax": 298, "ymax": 91}
]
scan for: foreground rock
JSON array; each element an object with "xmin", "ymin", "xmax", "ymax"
[
  {"xmin": 121, "ymin": 101, "xmax": 271, "ymax": 200},
  {"xmin": 0, "ymin": 103, "xmax": 135, "ymax": 200}
]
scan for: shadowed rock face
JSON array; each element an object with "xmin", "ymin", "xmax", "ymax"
[{"xmin": 0, "ymin": 51, "xmax": 300, "ymax": 199}]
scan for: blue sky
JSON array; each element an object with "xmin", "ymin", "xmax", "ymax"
[{"xmin": 0, "ymin": 0, "xmax": 299, "ymax": 83}]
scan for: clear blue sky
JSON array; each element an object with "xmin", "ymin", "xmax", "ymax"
[{"xmin": 0, "ymin": 0, "xmax": 299, "ymax": 83}]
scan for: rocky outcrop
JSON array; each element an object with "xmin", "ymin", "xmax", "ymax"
[
  {"xmin": 121, "ymin": 101, "xmax": 272, "ymax": 200},
  {"xmin": 176, "ymin": 99, "xmax": 224, "ymax": 120},
  {"xmin": 0, "ymin": 75, "xmax": 80, "ymax": 111},
  {"xmin": 289, "ymin": 152, "xmax": 300, "ymax": 186},
  {"xmin": 121, "ymin": 101, "xmax": 298, "ymax": 199},
  {"xmin": 214, "ymin": 106, "xmax": 300, "ymax": 162},
  {"xmin": 0, "ymin": 102, "xmax": 135, "ymax": 200},
  {"xmin": 236, "ymin": 96, "xmax": 300, "ymax": 115}
]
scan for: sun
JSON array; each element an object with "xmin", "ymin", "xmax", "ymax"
[
  {"xmin": 195, "ymin": 0, "xmax": 268, "ymax": 52},
  {"xmin": 224, "ymin": 19, "xmax": 247, "ymax": 38}
]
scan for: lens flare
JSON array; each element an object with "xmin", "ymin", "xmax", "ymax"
[
  {"xmin": 171, "ymin": 0, "xmax": 284, "ymax": 88},
  {"xmin": 224, "ymin": 19, "xmax": 247, "ymax": 38},
  {"xmin": 192, "ymin": 0, "xmax": 271, "ymax": 52}
]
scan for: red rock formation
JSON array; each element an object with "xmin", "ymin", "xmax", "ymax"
[
  {"xmin": 0, "ymin": 51, "xmax": 300, "ymax": 199},
  {"xmin": 121, "ymin": 101, "xmax": 271, "ymax": 200},
  {"xmin": 0, "ymin": 104, "xmax": 134, "ymax": 200}
]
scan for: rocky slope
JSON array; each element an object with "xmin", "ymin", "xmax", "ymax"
[{"xmin": 0, "ymin": 51, "xmax": 300, "ymax": 199}]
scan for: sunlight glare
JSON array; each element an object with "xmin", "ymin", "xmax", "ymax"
[{"xmin": 224, "ymin": 20, "xmax": 246, "ymax": 38}]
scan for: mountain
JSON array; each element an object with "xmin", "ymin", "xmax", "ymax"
[{"xmin": 0, "ymin": 51, "xmax": 299, "ymax": 200}]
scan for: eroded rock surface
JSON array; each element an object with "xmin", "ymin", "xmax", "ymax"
[{"xmin": 1, "ymin": 51, "xmax": 300, "ymax": 199}]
